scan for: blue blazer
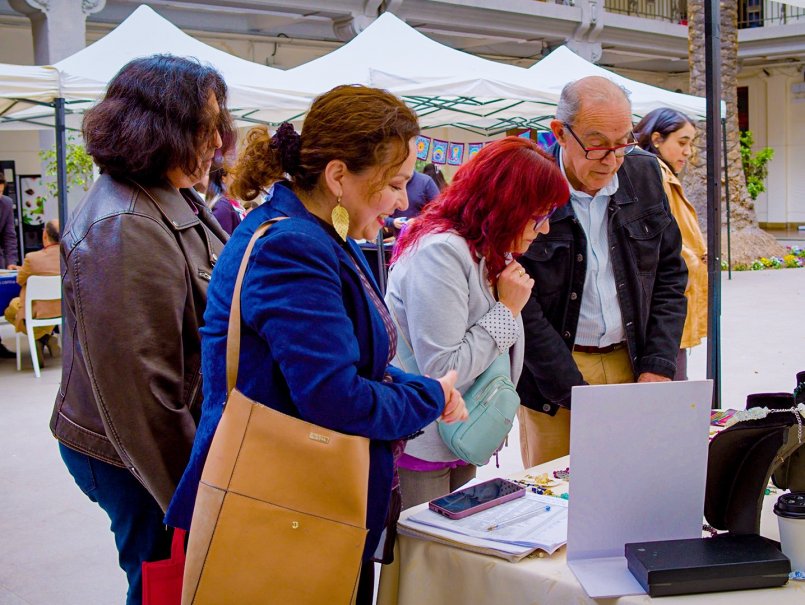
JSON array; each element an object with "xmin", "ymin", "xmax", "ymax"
[{"xmin": 167, "ymin": 183, "xmax": 444, "ymax": 559}]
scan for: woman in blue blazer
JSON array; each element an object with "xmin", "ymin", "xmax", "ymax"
[{"xmin": 167, "ymin": 85, "xmax": 466, "ymax": 604}]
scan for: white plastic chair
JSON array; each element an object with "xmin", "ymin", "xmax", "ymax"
[{"xmin": 15, "ymin": 275, "xmax": 62, "ymax": 378}]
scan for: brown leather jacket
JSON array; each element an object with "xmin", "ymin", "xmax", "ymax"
[{"xmin": 50, "ymin": 174, "xmax": 227, "ymax": 511}]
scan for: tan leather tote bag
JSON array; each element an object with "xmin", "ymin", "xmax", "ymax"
[{"xmin": 182, "ymin": 220, "xmax": 370, "ymax": 604}]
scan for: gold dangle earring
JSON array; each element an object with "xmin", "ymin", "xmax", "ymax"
[{"xmin": 331, "ymin": 195, "xmax": 350, "ymax": 241}]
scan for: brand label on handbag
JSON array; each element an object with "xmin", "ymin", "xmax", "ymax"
[{"xmin": 309, "ymin": 432, "xmax": 330, "ymax": 444}]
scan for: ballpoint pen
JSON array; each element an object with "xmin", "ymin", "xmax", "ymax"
[{"xmin": 486, "ymin": 505, "xmax": 551, "ymax": 531}]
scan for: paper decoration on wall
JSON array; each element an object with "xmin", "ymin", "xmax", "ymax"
[
  {"xmin": 431, "ymin": 139, "xmax": 448, "ymax": 164},
  {"xmin": 468, "ymin": 142, "xmax": 484, "ymax": 160},
  {"xmin": 415, "ymin": 135, "xmax": 431, "ymax": 161},
  {"xmin": 518, "ymin": 129, "xmax": 532, "ymax": 139},
  {"xmin": 19, "ymin": 174, "xmax": 45, "ymax": 225},
  {"xmin": 537, "ymin": 131, "xmax": 557, "ymax": 151},
  {"xmin": 447, "ymin": 143, "xmax": 464, "ymax": 166}
]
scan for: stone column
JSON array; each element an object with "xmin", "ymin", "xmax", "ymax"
[
  {"xmin": 9, "ymin": 0, "xmax": 106, "ymax": 64},
  {"xmin": 566, "ymin": 0, "xmax": 603, "ymax": 63},
  {"xmin": 763, "ymin": 74, "xmax": 788, "ymax": 227},
  {"xmin": 9, "ymin": 0, "xmax": 106, "ymax": 227}
]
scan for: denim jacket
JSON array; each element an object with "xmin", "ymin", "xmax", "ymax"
[{"xmin": 517, "ymin": 146, "xmax": 687, "ymax": 416}]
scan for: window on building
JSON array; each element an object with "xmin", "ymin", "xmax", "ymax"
[{"xmin": 737, "ymin": 86, "xmax": 749, "ymax": 132}]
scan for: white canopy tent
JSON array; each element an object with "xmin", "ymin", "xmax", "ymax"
[
  {"xmin": 0, "ymin": 63, "xmax": 59, "ymax": 116},
  {"xmin": 0, "ymin": 5, "xmax": 314, "ymax": 130},
  {"xmin": 524, "ymin": 46, "xmax": 711, "ymax": 121},
  {"xmin": 280, "ymin": 12, "xmax": 559, "ymax": 133}
]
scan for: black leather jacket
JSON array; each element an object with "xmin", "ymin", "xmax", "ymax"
[
  {"xmin": 517, "ymin": 147, "xmax": 687, "ymax": 416},
  {"xmin": 50, "ymin": 174, "xmax": 227, "ymax": 511}
]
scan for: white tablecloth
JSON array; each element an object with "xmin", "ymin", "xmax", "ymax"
[{"xmin": 377, "ymin": 456, "xmax": 804, "ymax": 605}]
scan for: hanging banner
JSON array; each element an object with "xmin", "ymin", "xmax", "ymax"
[
  {"xmin": 467, "ymin": 142, "xmax": 484, "ymax": 160},
  {"xmin": 431, "ymin": 139, "xmax": 448, "ymax": 165},
  {"xmin": 537, "ymin": 131, "xmax": 557, "ymax": 151},
  {"xmin": 447, "ymin": 142, "xmax": 464, "ymax": 166},
  {"xmin": 518, "ymin": 129, "xmax": 532, "ymax": 139},
  {"xmin": 415, "ymin": 135, "xmax": 432, "ymax": 161}
]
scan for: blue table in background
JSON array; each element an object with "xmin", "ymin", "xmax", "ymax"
[{"xmin": 0, "ymin": 272, "xmax": 20, "ymax": 314}]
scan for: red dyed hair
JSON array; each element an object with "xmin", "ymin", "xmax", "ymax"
[{"xmin": 393, "ymin": 136, "xmax": 569, "ymax": 285}]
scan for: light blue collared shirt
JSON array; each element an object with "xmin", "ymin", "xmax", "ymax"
[{"xmin": 559, "ymin": 150, "xmax": 625, "ymax": 347}]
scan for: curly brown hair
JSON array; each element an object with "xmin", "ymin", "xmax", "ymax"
[
  {"xmin": 231, "ymin": 85, "xmax": 419, "ymax": 201},
  {"xmin": 83, "ymin": 54, "xmax": 234, "ymax": 186}
]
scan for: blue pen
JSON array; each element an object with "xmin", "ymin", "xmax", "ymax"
[{"xmin": 486, "ymin": 505, "xmax": 551, "ymax": 531}]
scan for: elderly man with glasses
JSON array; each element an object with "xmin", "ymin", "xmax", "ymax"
[{"xmin": 516, "ymin": 76, "xmax": 688, "ymax": 468}]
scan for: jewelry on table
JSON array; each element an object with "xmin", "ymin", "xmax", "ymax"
[
  {"xmin": 552, "ymin": 467, "xmax": 570, "ymax": 481},
  {"xmin": 725, "ymin": 403, "xmax": 805, "ymax": 444}
]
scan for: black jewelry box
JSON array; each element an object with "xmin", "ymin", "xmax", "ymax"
[{"xmin": 625, "ymin": 534, "xmax": 790, "ymax": 597}]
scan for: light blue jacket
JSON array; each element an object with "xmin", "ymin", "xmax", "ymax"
[{"xmin": 385, "ymin": 232, "xmax": 524, "ymax": 462}]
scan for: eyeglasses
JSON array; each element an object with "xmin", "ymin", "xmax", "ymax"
[
  {"xmin": 532, "ymin": 207, "xmax": 556, "ymax": 229},
  {"xmin": 563, "ymin": 123, "xmax": 637, "ymax": 161}
]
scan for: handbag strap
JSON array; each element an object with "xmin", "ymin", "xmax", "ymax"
[
  {"xmin": 388, "ymin": 304, "xmax": 419, "ymax": 375},
  {"xmin": 226, "ymin": 218, "xmax": 287, "ymax": 395}
]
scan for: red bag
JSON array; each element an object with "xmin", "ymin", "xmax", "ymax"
[{"xmin": 142, "ymin": 528, "xmax": 186, "ymax": 605}]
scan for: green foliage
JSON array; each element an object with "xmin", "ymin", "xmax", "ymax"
[
  {"xmin": 38, "ymin": 136, "xmax": 94, "ymax": 202},
  {"xmin": 739, "ymin": 130, "xmax": 774, "ymax": 200}
]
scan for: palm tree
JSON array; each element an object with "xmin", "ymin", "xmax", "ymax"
[{"xmin": 684, "ymin": 0, "xmax": 784, "ymax": 265}]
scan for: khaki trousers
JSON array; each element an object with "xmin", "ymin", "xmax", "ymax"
[
  {"xmin": 518, "ymin": 347, "xmax": 634, "ymax": 468},
  {"xmin": 3, "ymin": 298, "xmax": 55, "ymax": 341}
]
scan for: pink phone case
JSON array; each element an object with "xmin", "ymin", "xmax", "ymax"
[{"xmin": 428, "ymin": 478, "xmax": 525, "ymax": 520}]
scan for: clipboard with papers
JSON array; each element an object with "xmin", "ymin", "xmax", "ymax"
[{"xmin": 397, "ymin": 492, "xmax": 568, "ymax": 562}]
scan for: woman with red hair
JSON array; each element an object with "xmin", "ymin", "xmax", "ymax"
[{"xmin": 386, "ymin": 136, "xmax": 569, "ymax": 506}]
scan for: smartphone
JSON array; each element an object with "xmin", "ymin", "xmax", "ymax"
[{"xmin": 428, "ymin": 478, "xmax": 525, "ymax": 520}]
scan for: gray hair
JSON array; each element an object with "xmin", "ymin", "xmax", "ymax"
[{"xmin": 556, "ymin": 78, "xmax": 632, "ymax": 124}]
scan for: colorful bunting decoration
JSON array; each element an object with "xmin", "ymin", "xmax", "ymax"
[
  {"xmin": 431, "ymin": 139, "xmax": 448, "ymax": 164},
  {"xmin": 447, "ymin": 142, "xmax": 464, "ymax": 166},
  {"xmin": 415, "ymin": 135, "xmax": 431, "ymax": 161},
  {"xmin": 537, "ymin": 131, "xmax": 557, "ymax": 151},
  {"xmin": 468, "ymin": 142, "xmax": 484, "ymax": 160}
]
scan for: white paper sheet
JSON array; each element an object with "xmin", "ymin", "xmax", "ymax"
[{"xmin": 407, "ymin": 493, "xmax": 567, "ymax": 550}]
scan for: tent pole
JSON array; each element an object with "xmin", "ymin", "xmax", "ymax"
[
  {"xmin": 705, "ymin": 0, "xmax": 723, "ymax": 409},
  {"xmin": 55, "ymin": 97, "xmax": 69, "ymax": 227},
  {"xmin": 722, "ymin": 117, "xmax": 731, "ymax": 279}
]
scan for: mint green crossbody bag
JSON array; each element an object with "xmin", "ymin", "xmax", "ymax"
[{"xmin": 391, "ymin": 309, "xmax": 520, "ymax": 466}]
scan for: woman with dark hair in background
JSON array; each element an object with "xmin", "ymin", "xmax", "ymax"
[
  {"xmin": 386, "ymin": 137, "xmax": 569, "ymax": 507},
  {"xmin": 422, "ymin": 161, "xmax": 448, "ymax": 191},
  {"xmin": 635, "ymin": 107, "xmax": 707, "ymax": 380},
  {"xmin": 167, "ymin": 85, "xmax": 466, "ymax": 604},
  {"xmin": 206, "ymin": 166, "xmax": 245, "ymax": 235},
  {"xmin": 50, "ymin": 54, "xmax": 232, "ymax": 604}
]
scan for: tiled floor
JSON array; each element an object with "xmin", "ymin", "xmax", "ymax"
[{"xmin": 1, "ymin": 268, "xmax": 804, "ymax": 604}]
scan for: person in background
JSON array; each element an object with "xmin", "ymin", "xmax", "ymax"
[
  {"xmin": 386, "ymin": 137, "xmax": 568, "ymax": 508},
  {"xmin": 0, "ymin": 172, "xmax": 17, "ymax": 270},
  {"xmin": 0, "ymin": 173, "xmax": 19, "ymax": 358},
  {"xmin": 167, "ymin": 85, "xmax": 467, "ymax": 605},
  {"xmin": 50, "ymin": 55, "xmax": 232, "ymax": 605},
  {"xmin": 206, "ymin": 166, "xmax": 245, "ymax": 235},
  {"xmin": 423, "ymin": 162, "xmax": 448, "ymax": 192},
  {"xmin": 635, "ymin": 108, "xmax": 707, "ymax": 380},
  {"xmin": 3, "ymin": 219, "xmax": 61, "ymax": 362},
  {"xmin": 517, "ymin": 76, "xmax": 687, "ymax": 468},
  {"xmin": 385, "ymin": 169, "xmax": 439, "ymax": 235}
]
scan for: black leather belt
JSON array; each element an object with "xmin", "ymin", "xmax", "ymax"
[{"xmin": 573, "ymin": 342, "xmax": 625, "ymax": 355}]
